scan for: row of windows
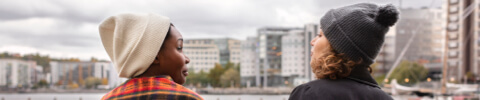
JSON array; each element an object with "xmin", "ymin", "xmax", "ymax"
[
  {"xmin": 282, "ymin": 69, "xmax": 305, "ymax": 73},
  {"xmin": 192, "ymin": 67, "xmax": 211, "ymax": 71},
  {"xmin": 283, "ymin": 51, "xmax": 305, "ymax": 55},
  {"xmin": 184, "ymin": 51, "xmax": 241, "ymax": 55},
  {"xmin": 241, "ymin": 68, "xmax": 305, "ymax": 75},
  {"xmin": 184, "ymin": 40, "xmax": 214, "ymax": 44},
  {"xmin": 282, "ymin": 63, "xmax": 305, "ymax": 66},
  {"xmin": 283, "ymin": 44, "xmax": 304, "ymax": 47},
  {"xmin": 183, "ymin": 47, "xmax": 216, "ymax": 49},
  {"xmin": 283, "ymin": 57, "xmax": 305, "ymax": 61},
  {"xmin": 242, "ymin": 71, "xmax": 256, "ymax": 75},
  {"xmin": 184, "ymin": 51, "xmax": 218, "ymax": 55},
  {"xmin": 188, "ymin": 57, "xmax": 218, "ymax": 60},
  {"xmin": 282, "ymin": 39, "xmax": 304, "ymax": 43},
  {"xmin": 189, "ymin": 62, "xmax": 216, "ymax": 66},
  {"xmin": 242, "ymin": 60, "xmax": 256, "ymax": 63},
  {"xmin": 231, "ymin": 57, "xmax": 240, "ymax": 60},
  {"xmin": 231, "ymin": 52, "xmax": 241, "ymax": 55}
]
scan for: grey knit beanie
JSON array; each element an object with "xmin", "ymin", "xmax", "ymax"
[{"xmin": 321, "ymin": 3, "xmax": 399, "ymax": 66}]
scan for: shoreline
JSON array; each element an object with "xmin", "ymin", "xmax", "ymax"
[{"xmin": 0, "ymin": 87, "xmax": 295, "ymax": 95}]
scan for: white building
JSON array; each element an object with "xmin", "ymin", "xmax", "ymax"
[
  {"xmin": 281, "ymin": 29, "xmax": 306, "ymax": 80},
  {"xmin": 445, "ymin": 0, "xmax": 480, "ymax": 81},
  {"xmin": 0, "ymin": 58, "xmax": 36, "ymax": 88},
  {"xmin": 240, "ymin": 37, "xmax": 258, "ymax": 87},
  {"xmin": 375, "ymin": 26, "xmax": 396, "ymax": 76},
  {"xmin": 303, "ymin": 24, "xmax": 320, "ymax": 81},
  {"xmin": 226, "ymin": 39, "xmax": 242, "ymax": 64},
  {"xmin": 49, "ymin": 61, "xmax": 115, "ymax": 88},
  {"xmin": 184, "ymin": 38, "xmax": 241, "ymax": 73},
  {"xmin": 184, "ymin": 39, "xmax": 220, "ymax": 73},
  {"xmin": 240, "ymin": 25, "xmax": 320, "ymax": 87}
]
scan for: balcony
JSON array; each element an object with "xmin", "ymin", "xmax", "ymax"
[
  {"xmin": 449, "ymin": 14, "xmax": 459, "ymax": 22},
  {"xmin": 448, "ymin": 23, "xmax": 459, "ymax": 31},
  {"xmin": 450, "ymin": 0, "xmax": 459, "ymax": 4},
  {"xmin": 449, "ymin": 51, "xmax": 459, "ymax": 58},
  {"xmin": 448, "ymin": 41, "xmax": 459, "ymax": 49},
  {"xmin": 448, "ymin": 60, "xmax": 458, "ymax": 67},
  {"xmin": 449, "ymin": 5, "xmax": 459, "ymax": 13},
  {"xmin": 448, "ymin": 32, "xmax": 459, "ymax": 40}
]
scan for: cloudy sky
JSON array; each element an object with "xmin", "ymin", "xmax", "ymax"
[{"xmin": 0, "ymin": 0, "xmax": 442, "ymax": 61}]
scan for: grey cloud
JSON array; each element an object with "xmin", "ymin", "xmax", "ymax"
[
  {"xmin": 0, "ymin": 0, "xmax": 443, "ymax": 59},
  {"xmin": 0, "ymin": 30, "xmax": 99, "ymax": 49}
]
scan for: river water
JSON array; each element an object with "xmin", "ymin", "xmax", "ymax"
[
  {"xmin": 0, "ymin": 93, "xmax": 290, "ymax": 100},
  {"xmin": 0, "ymin": 93, "xmax": 452, "ymax": 100}
]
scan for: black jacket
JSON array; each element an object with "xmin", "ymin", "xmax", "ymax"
[{"xmin": 289, "ymin": 66, "xmax": 393, "ymax": 100}]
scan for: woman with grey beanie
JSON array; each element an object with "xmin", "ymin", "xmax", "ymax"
[{"xmin": 289, "ymin": 3, "xmax": 398, "ymax": 100}]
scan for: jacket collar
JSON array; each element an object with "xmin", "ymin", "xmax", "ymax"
[{"xmin": 346, "ymin": 65, "xmax": 380, "ymax": 88}]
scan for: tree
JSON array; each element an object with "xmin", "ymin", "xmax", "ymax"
[
  {"xmin": 186, "ymin": 69, "xmax": 209, "ymax": 87},
  {"xmin": 102, "ymin": 78, "xmax": 109, "ymax": 85},
  {"xmin": 220, "ymin": 68, "xmax": 240, "ymax": 87},
  {"xmin": 37, "ymin": 79, "xmax": 48, "ymax": 88},
  {"xmin": 91, "ymin": 57, "xmax": 98, "ymax": 62},
  {"xmin": 208, "ymin": 63, "xmax": 224, "ymax": 87},
  {"xmin": 224, "ymin": 61, "xmax": 235, "ymax": 70},
  {"xmin": 464, "ymin": 71, "xmax": 477, "ymax": 83},
  {"xmin": 370, "ymin": 63, "xmax": 386, "ymax": 84},
  {"xmin": 387, "ymin": 60, "xmax": 428, "ymax": 85},
  {"xmin": 235, "ymin": 63, "xmax": 240, "ymax": 71},
  {"xmin": 68, "ymin": 83, "xmax": 79, "ymax": 89},
  {"xmin": 85, "ymin": 77, "xmax": 101, "ymax": 89},
  {"xmin": 22, "ymin": 53, "xmax": 51, "ymax": 73}
]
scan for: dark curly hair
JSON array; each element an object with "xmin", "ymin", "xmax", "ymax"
[{"xmin": 311, "ymin": 46, "xmax": 370, "ymax": 79}]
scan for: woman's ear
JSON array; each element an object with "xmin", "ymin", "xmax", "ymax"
[{"xmin": 152, "ymin": 54, "xmax": 161, "ymax": 64}]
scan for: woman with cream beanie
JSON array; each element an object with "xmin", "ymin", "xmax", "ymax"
[{"xmin": 99, "ymin": 13, "xmax": 202, "ymax": 100}]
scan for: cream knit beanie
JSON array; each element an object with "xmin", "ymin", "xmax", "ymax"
[{"xmin": 99, "ymin": 13, "xmax": 170, "ymax": 78}]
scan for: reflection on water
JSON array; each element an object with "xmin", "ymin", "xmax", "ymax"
[{"xmin": 0, "ymin": 93, "xmax": 462, "ymax": 100}]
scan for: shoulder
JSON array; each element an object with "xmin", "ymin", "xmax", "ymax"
[
  {"xmin": 289, "ymin": 79, "xmax": 339, "ymax": 100},
  {"xmin": 171, "ymin": 84, "xmax": 204, "ymax": 100},
  {"xmin": 102, "ymin": 79, "xmax": 203, "ymax": 100},
  {"xmin": 289, "ymin": 79, "xmax": 392, "ymax": 100}
]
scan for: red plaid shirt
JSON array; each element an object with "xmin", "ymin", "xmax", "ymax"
[{"xmin": 102, "ymin": 75, "xmax": 203, "ymax": 100}]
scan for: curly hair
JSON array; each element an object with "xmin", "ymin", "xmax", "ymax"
[{"xmin": 311, "ymin": 46, "xmax": 370, "ymax": 80}]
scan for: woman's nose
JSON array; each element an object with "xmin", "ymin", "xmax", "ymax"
[
  {"xmin": 185, "ymin": 55, "xmax": 190, "ymax": 64},
  {"xmin": 310, "ymin": 38, "xmax": 316, "ymax": 46}
]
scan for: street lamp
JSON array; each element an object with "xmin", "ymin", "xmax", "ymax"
[
  {"xmin": 405, "ymin": 78, "xmax": 409, "ymax": 83},
  {"xmin": 450, "ymin": 77, "xmax": 455, "ymax": 82}
]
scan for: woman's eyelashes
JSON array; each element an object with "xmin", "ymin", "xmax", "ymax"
[
  {"xmin": 177, "ymin": 46, "xmax": 183, "ymax": 50},
  {"xmin": 177, "ymin": 40, "xmax": 183, "ymax": 51}
]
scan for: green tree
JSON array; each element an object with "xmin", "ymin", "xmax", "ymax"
[
  {"xmin": 387, "ymin": 60, "xmax": 428, "ymax": 85},
  {"xmin": 37, "ymin": 79, "xmax": 49, "ymax": 88},
  {"xmin": 370, "ymin": 63, "xmax": 386, "ymax": 84},
  {"xmin": 465, "ymin": 71, "xmax": 477, "ymax": 83},
  {"xmin": 91, "ymin": 57, "xmax": 98, "ymax": 62},
  {"xmin": 220, "ymin": 68, "xmax": 240, "ymax": 87},
  {"xmin": 224, "ymin": 61, "xmax": 235, "ymax": 70},
  {"xmin": 0, "ymin": 52, "xmax": 9, "ymax": 58},
  {"xmin": 22, "ymin": 53, "xmax": 51, "ymax": 73},
  {"xmin": 85, "ymin": 77, "xmax": 101, "ymax": 89},
  {"xmin": 186, "ymin": 69, "xmax": 209, "ymax": 87},
  {"xmin": 208, "ymin": 63, "xmax": 224, "ymax": 87},
  {"xmin": 235, "ymin": 63, "xmax": 240, "ymax": 71}
]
